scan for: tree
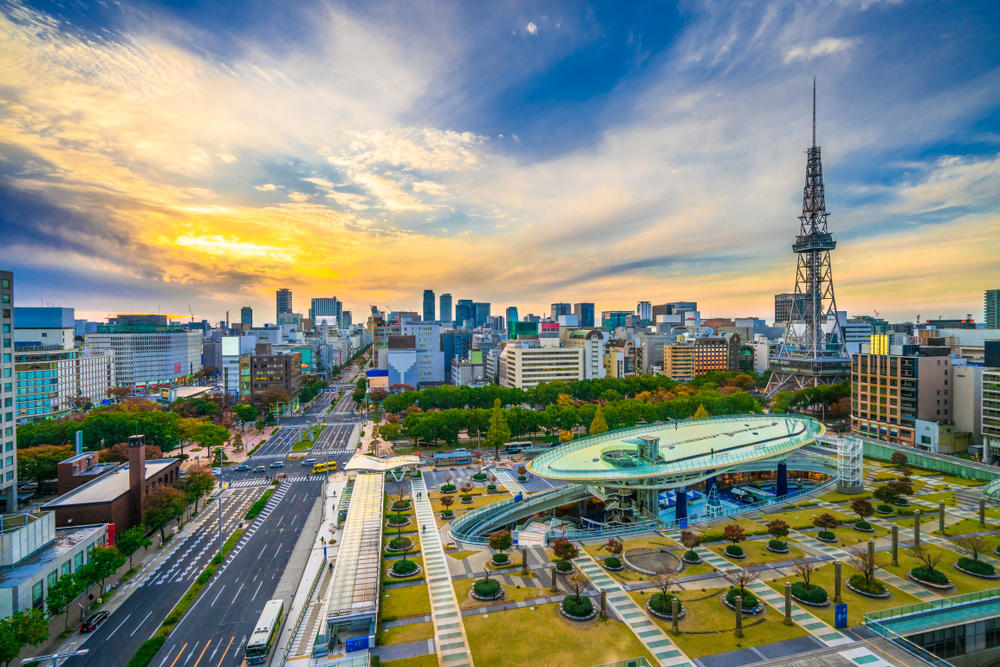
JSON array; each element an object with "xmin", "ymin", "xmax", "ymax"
[
  {"xmin": 378, "ymin": 422, "xmax": 403, "ymax": 442},
  {"xmin": 851, "ymin": 498, "xmax": 875, "ymax": 524},
  {"xmin": 102, "ymin": 441, "xmax": 163, "ymax": 463},
  {"xmin": 144, "ymin": 486, "xmax": 187, "ymax": 541},
  {"xmin": 488, "ymin": 530, "xmax": 513, "ymax": 575},
  {"xmin": 88, "ymin": 545, "xmax": 126, "ymax": 593},
  {"xmin": 724, "ymin": 566, "xmax": 759, "ymax": 600},
  {"xmin": 439, "ymin": 495, "xmax": 455, "ymax": 516},
  {"xmin": 180, "ymin": 466, "xmax": 216, "ymax": 513},
  {"xmin": 723, "ymin": 524, "xmax": 746, "ymax": 546},
  {"xmin": 16, "ymin": 444, "xmax": 73, "ymax": 485},
  {"xmin": 234, "ymin": 404, "xmax": 258, "ymax": 423},
  {"xmin": 650, "ymin": 571, "xmax": 678, "ymax": 611},
  {"xmin": 47, "ymin": 574, "xmax": 83, "ymax": 630},
  {"xmin": 887, "ymin": 478, "xmax": 913, "ymax": 498},
  {"xmin": 813, "ymin": 513, "xmax": 841, "ymax": 530},
  {"xmin": 890, "ymin": 451, "xmax": 908, "ymax": 467},
  {"xmin": 766, "ymin": 519, "xmax": 790, "ymax": 546},
  {"xmin": 953, "ymin": 534, "xmax": 989, "ymax": 563},
  {"xmin": 692, "ymin": 404, "xmax": 710, "ymax": 419},
  {"xmin": 552, "ymin": 536, "xmax": 579, "ymax": 563},
  {"xmin": 589, "ymin": 405, "xmax": 609, "ymax": 435},
  {"xmin": 558, "ymin": 429, "xmax": 574, "ymax": 443},
  {"xmin": 606, "ymin": 537, "xmax": 624, "ymax": 558},
  {"xmin": 908, "ymin": 545, "xmax": 943, "ymax": 574},
  {"xmin": 0, "ymin": 609, "xmax": 49, "ymax": 667},
  {"xmin": 847, "ymin": 546, "xmax": 881, "ymax": 588},
  {"xmin": 231, "ymin": 433, "xmax": 244, "ymax": 451},
  {"xmin": 71, "ymin": 396, "xmax": 94, "ymax": 412},
  {"xmin": 873, "ymin": 484, "xmax": 900, "ymax": 506},
  {"xmin": 116, "ymin": 525, "xmax": 152, "ymax": 568},
  {"xmin": 567, "ymin": 572, "xmax": 590, "ymax": 605},
  {"xmin": 793, "ymin": 558, "xmax": 818, "ymax": 590},
  {"xmin": 484, "ymin": 398, "xmax": 512, "ymax": 457}
]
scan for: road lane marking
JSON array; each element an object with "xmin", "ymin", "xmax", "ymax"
[
  {"xmin": 250, "ymin": 579, "xmax": 263, "ymax": 601},
  {"xmin": 191, "ymin": 639, "xmax": 212, "ymax": 667},
  {"xmin": 130, "ymin": 610, "xmax": 153, "ymax": 636},
  {"xmin": 210, "ymin": 583, "xmax": 227, "ymax": 606},
  {"xmin": 167, "ymin": 642, "xmax": 188, "ymax": 667},
  {"xmin": 216, "ymin": 635, "xmax": 235, "ymax": 667},
  {"xmin": 231, "ymin": 582, "xmax": 245, "ymax": 605},
  {"xmin": 106, "ymin": 613, "xmax": 131, "ymax": 638}
]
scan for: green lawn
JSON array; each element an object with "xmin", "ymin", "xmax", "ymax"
[
  {"xmin": 453, "ymin": 578, "xmax": 551, "ymax": 609},
  {"xmin": 881, "ymin": 545, "xmax": 999, "ymax": 594},
  {"xmin": 766, "ymin": 562, "xmax": 922, "ymax": 628},
  {"xmin": 818, "ymin": 490, "xmax": 872, "ymax": 504},
  {"xmin": 711, "ymin": 539, "xmax": 806, "ymax": 564},
  {"xmin": 629, "ymin": 588, "xmax": 808, "ymax": 658},
  {"xmin": 890, "ymin": 514, "xmax": 941, "ymax": 532},
  {"xmin": 934, "ymin": 518, "xmax": 999, "ymax": 537},
  {"xmin": 382, "ymin": 584, "xmax": 432, "ymax": 619},
  {"xmin": 379, "ymin": 621, "xmax": 434, "ymax": 646},
  {"xmin": 760, "ymin": 507, "xmax": 855, "ymax": 531},
  {"xmin": 824, "ymin": 523, "xmax": 889, "ymax": 546},
  {"xmin": 382, "ymin": 655, "xmax": 438, "ymax": 667},
  {"xmin": 699, "ymin": 518, "xmax": 767, "ymax": 541},
  {"xmin": 464, "ymin": 602, "xmax": 657, "ymax": 667},
  {"xmin": 917, "ymin": 491, "xmax": 958, "ymax": 507},
  {"xmin": 935, "ymin": 475, "xmax": 988, "ymax": 487}
]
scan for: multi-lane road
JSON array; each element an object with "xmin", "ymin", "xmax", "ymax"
[{"xmin": 66, "ymin": 370, "xmax": 363, "ymax": 667}]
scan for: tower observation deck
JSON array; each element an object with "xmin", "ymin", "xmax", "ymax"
[{"xmin": 766, "ymin": 80, "xmax": 850, "ymax": 397}]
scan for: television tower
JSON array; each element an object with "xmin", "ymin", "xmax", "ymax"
[{"xmin": 766, "ymin": 80, "xmax": 849, "ymax": 397}]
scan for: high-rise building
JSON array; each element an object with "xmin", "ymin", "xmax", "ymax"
[
  {"xmin": 473, "ymin": 302, "xmax": 490, "ymax": 328},
  {"xmin": 573, "ymin": 302, "xmax": 595, "ymax": 328},
  {"xmin": 455, "ymin": 299, "xmax": 474, "ymax": 328},
  {"xmin": 773, "ymin": 293, "xmax": 803, "ymax": 325},
  {"xmin": 276, "ymin": 288, "xmax": 292, "ymax": 322},
  {"xmin": 636, "ymin": 301, "xmax": 652, "ymax": 323},
  {"xmin": 986, "ymin": 289, "xmax": 1000, "ymax": 329},
  {"xmin": 550, "ymin": 303, "xmax": 571, "ymax": 320},
  {"xmin": 84, "ymin": 323, "xmax": 202, "ymax": 386},
  {"xmin": 240, "ymin": 306, "xmax": 253, "ymax": 327},
  {"xmin": 309, "ymin": 297, "xmax": 341, "ymax": 324},
  {"xmin": 499, "ymin": 344, "xmax": 584, "ymax": 389},
  {"xmin": 505, "ymin": 306, "xmax": 518, "ymax": 330},
  {"xmin": 442, "ymin": 330, "xmax": 472, "ymax": 382},
  {"xmin": 601, "ymin": 310, "xmax": 632, "ymax": 331},
  {"xmin": 767, "ymin": 82, "xmax": 850, "ymax": 396},
  {"xmin": 423, "ymin": 290, "xmax": 435, "ymax": 322},
  {"xmin": 985, "ymin": 366, "xmax": 1000, "ymax": 462},
  {"xmin": 0, "ymin": 271, "xmax": 16, "ymax": 509},
  {"xmin": 439, "ymin": 293, "xmax": 452, "ymax": 322},
  {"xmin": 341, "ymin": 311, "xmax": 352, "ymax": 328},
  {"xmin": 249, "ymin": 343, "xmax": 302, "ymax": 409}
]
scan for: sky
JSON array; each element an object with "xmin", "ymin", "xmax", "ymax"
[{"xmin": 1, "ymin": 0, "xmax": 999, "ymax": 325}]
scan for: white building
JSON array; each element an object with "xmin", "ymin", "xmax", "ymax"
[
  {"xmin": 985, "ymin": 368, "xmax": 1000, "ymax": 462},
  {"xmin": 953, "ymin": 364, "xmax": 984, "ymax": 448},
  {"xmin": 400, "ymin": 322, "xmax": 445, "ymax": 385},
  {"xmin": 500, "ymin": 344, "xmax": 584, "ymax": 389},
  {"xmin": 84, "ymin": 327, "xmax": 202, "ymax": 387},
  {"xmin": 564, "ymin": 329, "xmax": 608, "ymax": 380}
]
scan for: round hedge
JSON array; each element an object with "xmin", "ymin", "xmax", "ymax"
[
  {"xmin": 957, "ymin": 557, "xmax": 996, "ymax": 576},
  {"xmin": 791, "ymin": 581, "xmax": 829, "ymax": 604},
  {"xmin": 854, "ymin": 520, "xmax": 873, "ymax": 531},
  {"xmin": 517, "ymin": 475, "xmax": 527, "ymax": 482},
  {"xmin": 556, "ymin": 560, "xmax": 573, "ymax": 572},
  {"xmin": 848, "ymin": 574, "xmax": 887, "ymax": 596},
  {"xmin": 561, "ymin": 595, "xmax": 594, "ymax": 618},
  {"xmin": 817, "ymin": 530, "xmax": 836, "ymax": 541},
  {"xmin": 440, "ymin": 484, "xmax": 456, "ymax": 493},
  {"xmin": 492, "ymin": 553, "xmax": 510, "ymax": 565},
  {"xmin": 725, "ymin": 588, "xmax": 758, "ymax": 609},
  {"xmin": 472, "ymin": 473, "xmax": 488, "ymax": 481},
  {"xmin": 683, "ymin": 550, "xmax": 701, "ymax": 562},
  {"xmin": 911, "ymin": 565, "xmax": 950, "ymax": 586},
  {"xmin": 388, "ymin": 536, "xmax": 412, "ymax": 551},
  {"xmin": 473, "ymin": 578, "xmax": 501, "ymax": 597},
  {"xmin": 604, "ymin": 556, "xmax": 622, "ymax": 569},
  {"xmin": 441, "ymin": 509, "xmax": 454, "ymax": 517},
  {"xmin": 392, "ymin": 559, "xmax": 419, "ymax": 576},
  {"xmin": 768, "ymin": 539, "xmax": 788, "ymax": 551},
  {"xmin": 391, "ymin": 500, "xmax": 411, "ymax": 511},
  {"xmin": 486, "ymin": 484, "xmax": 497, "ymax": 491},
  {"xmin": 649, "ymin": 592, "xmax": 679, "ymax": 615},
  {"xmin": 876, "ymin": 504, "xmax": 894, "ymax": 514},
  {"xmin": 725, "ymin": 545, "xmax": 744, "ymax": 557}
]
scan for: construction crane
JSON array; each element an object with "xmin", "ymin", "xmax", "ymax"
[{"xmin": 188, "ymin": 304, "xmax": 194, "ymax": 322}]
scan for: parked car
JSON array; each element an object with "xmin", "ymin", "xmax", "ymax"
[
  {"xmin": 80, "ymin": 610, "xmax": 110, "ymax": 633},
  {"xmin": 270, "ymin": 461, "xmax": 284, "ymax": 468},
  {"xmin": 233, "ymin": 464, "xmax": 249, "ymax": 472},
  {"xmin": 254, "ymin": 465, "xmax": 266, "ymax": 473}
]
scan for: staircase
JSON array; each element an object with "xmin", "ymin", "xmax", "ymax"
[{"xmin": 515, "ymin": 521, "xmax": 548, "ymax": 547}]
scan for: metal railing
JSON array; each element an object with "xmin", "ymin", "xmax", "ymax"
[
  {"xmin": 863, "ymin": 587, "xmax": 1000, "ymax": 625},
  {"xmin": 864, "ymin": 619, "xmax": 951, "ymax": 667}
]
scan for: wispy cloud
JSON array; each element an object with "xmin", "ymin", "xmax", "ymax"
[{"xmin": 784, "ymin": 37, "xmax": 858, "ymax": 63}]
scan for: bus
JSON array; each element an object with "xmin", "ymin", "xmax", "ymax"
[
  {"xmin": 245, "ymin": 599, "xmax": 283, "ymax": 664},
  {"xmin": 312, "ymin": 461, "xmax": 337, "ymax": 474}
]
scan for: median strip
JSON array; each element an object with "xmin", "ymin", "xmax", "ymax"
[{"xmin": 245, "ymin": 488, "xmax": 276, "ymax": 520}]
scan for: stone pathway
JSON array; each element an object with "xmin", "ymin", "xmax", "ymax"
[
  {"xmin": 573, "ymin": 550, "xmax": 694, "ymax": 666},
  {"xmin": 411, "ymin": 477, "xmax": 475, "ymax": 667}
]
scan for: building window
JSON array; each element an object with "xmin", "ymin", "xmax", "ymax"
[
  {"xmin": 74, "ymin": 552, "xmax": 84, "ymax": 570},
  {"xmin": 32, "ymin": 581, "xmax": 43, "ymax": 608}
]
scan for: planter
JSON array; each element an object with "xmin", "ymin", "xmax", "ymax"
[
  {"xmin": 645, "ymin": 598, "xmax": 687, "ymax": 620},
  {"xmin": 845, "ymin": 578, "xmax": 891, "ymax": 599},
  {"xmin": 388, "ymin": 563, "xmax": 423, "ymax": 579},
  {"xmin": 440, "ymin": 513, "xmax": 454, "ymax": 521},
  {"xmin": 815, "ymin": 532, "xmax": 838, "ymax": 543},
  {"xmin": 954, "ymin": 562, "xmax": 1000, "ymax": 580},
  {"xmin": 492, "ymin": 554, "xmax": 510, "ymax": 566},
  {"xmin": 907, "ymin": 570, "xmax": 954, "ymax": 590},
  {"xmin": 517, "ymin": 475, "xmax": 527, "ymax": 482},
  {"xmin": 766, "ymin": 540, "xmax": 790, "ymax": 554},
  {"xmin": 460, "ymin": 497, "xmax": 474, "ymax": 504},
  {"xmin": 681, "ymin": 553, "xmax": 702, "ymax": 565},
  {"xmin": 559, "ymin": 597, "xmax": 597, "ymax": 622},
  {"xmin": 721, "ymin": 593, "xmax": 764, "ymax": 615},
  {"xmin": 556, "ymin": 562, "xmax": 575, "ymax": 574},
  {"xmin": 603, "ymin": 557, "xmax": 624, "ymax": 571},
  {"xmin": 852, "ymin": 522, "xmax": 875, "ymax": 533},
  {"xmin": 390, "ymin": 502, "xmax": 412, "ymax": 512},
  {"xmin": 790, "ymin": 592, "xmax": 830, "ymax": 607},
  {"xmin": 766, "ymin": 545, "xmax": 790, "ymax": 554},
  {"xmin": 470, "ymin": 580, "xmax": 505, "ymax": 601},
  {"xmin": 386, "ymin": 517, "xmax": 411, "ymax": 528},
  {"xmin": 724, "ymin": 547, "xmax": 746, "ymax": 559},
  {"xmin": 875, "ymin": 507, "xmax": 894, "ymax": 515},
  {"xmin": 385, "ymin": 539, "xmax": 414, "ymax": 553}
]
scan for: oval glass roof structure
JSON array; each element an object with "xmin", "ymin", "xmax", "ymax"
[{"xmin": 528, "ymin": 414, "xmax": 825, "ymax": 483}]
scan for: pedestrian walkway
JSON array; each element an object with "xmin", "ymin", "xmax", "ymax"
[
  {"xmin": 490, "ymin": 467, "xmax": 526, "ymax": 496},
  {"xmin": 411, "ymin": 477, "xmax": 475, "ymax": 667},
  {"xmin": 573, "ymin": 550, "xmax": 693, "ymax": 666}
]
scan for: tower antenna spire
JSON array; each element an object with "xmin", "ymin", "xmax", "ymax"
[{"xmin": 812, "ymin": 77, "xmax": 816, "ymax": 147}]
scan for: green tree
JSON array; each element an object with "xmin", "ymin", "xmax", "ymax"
[
  {"xmin": 116, "ymin": 525, "xmax": 152, "ymax": 568},
  {"xmin": 180, "ymin": 466, "xmax": 216, "ymax": 513},
  {"xmin": 0, "ymin": 609, "xmax": 49, "ymax": 667},
  {"xmin": 484, "ymin": 398, "xmax": 511, "ymax": 457},
  {"xmin": 589, "ymin": 405, "xmax": 609, "ymax": 435},
  {"xmin": 234, "ymin": 404, "xmax": 258, "ymax": 424},
  {"xmin": 144, "ymin": 486, "xmax": 187, "ymax": 541},
  {"xmin": 378, "ymin": 422, "xmax": 403, "ymax": 442},
  {"xmin": 88, "ymin": 545, "xmax": 126, "ymax": 593},
  {"xmin": 47, "ymin": 573, "xmax": 83, "ymax": 630},
  {"xmin": 692, "ymin": 404, "xmax": 710, "ymax": 419},
  {"xmin": 16, "ymin": 444, "xmax": 73, "ymax": 484}
]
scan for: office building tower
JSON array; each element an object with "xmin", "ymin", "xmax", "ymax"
[
  {"xmin": 601, "ymin": 310, "xmax": 632, "ymax": 331},
  {"xmin": 499, "ymin": 344, "xmax": 584, "ymax": 389},
  {"xmin": 439, "ymin": 293, "xmax": 452, "ymax": 323},
  {"xmin": 309, "ymin": 297, "xmax": 341, "ymax": 325},
  {"xmin": 401, "ymin": 322, "xmax": 445, "ymax": 385},
  {"xmin": 573, "ymin": 302, "xmax": 595, "ymax": 328},
  {"xmin": 773, "ymin": 293, "xmax": 800, "ymax": 325},
  {"xmin": 240, "ymin": 306, "xmax": 253, "ymax": 327},
  {"xmin": 455, "ymin": 300, "xmax": 474, "ymax": 328},
  {"xmin": 84, "ymin": 323, "xmax": 202, "ymax": 386},
  {"xmin": 636, "ymin": 301, "xmax": 652, "ymax": 323},
  {"xmin": 442, "ymin": 330, "xmax": 472, "ymax": 382},
  {"xmin": 550, "ymin": 303, "xmax": 571, "ymax": 320},
  {"xmin": 276, "ymin": 288, "xmax": 292, "ymax": 321},
  {"xmin": 249, "ymin": 343, "xmax": 302, "ymax": 409},
  {"xmin": 987, "ymin": 289, "xmax": 1000, "ymax": 329},
  {"xmin": 423, "ymin": 289, "xmax": 435, "ymax": 322},
  {"xmin": 473, "ymin": 302, "xmax": 490, "ymax": 328},
  {"xmin": 341, "ymin": 311, "xmax": 352, "ymax": 328},
  {"xmin": 767, "ymin": 83, "xmax": 849, "ymax": 396},
  {"xmin": 985, "ymin": 366, "xmax": 1000, "ymax": 462},
  {"xmin": 505, "ymin": 306, "xmax": 518, "ymax": 329},
  {"xmin": 0, "ymin": 271, "xmax": 16, "ymax": 509}
]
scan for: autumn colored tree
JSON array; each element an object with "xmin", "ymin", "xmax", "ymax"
[
  {"xmin": 16, "ymin": 445, "xmax": 73, "ymax": 485},
  {"xmin": 589, "ymin": 405, "xmax": 609, "ymax": 435},
  {"xmin": 143, "ymin": 486, "xmax": 187, "ymax": 541}
]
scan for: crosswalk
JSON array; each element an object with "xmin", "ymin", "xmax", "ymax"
[
  {"xmin": 226, "ymin": 475, "xmax": 323, "ymax": 488},
  {"xmin": 223, "ymin": 482, "xmax": 291, "ymax": 566}
]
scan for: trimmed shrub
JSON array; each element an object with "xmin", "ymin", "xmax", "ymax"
[
  {"xmin": 683, "ymin": 550, "xmax": 701, "ymax": 562},
  {"xmin": 440, "ymin": 484, "xmax": 456, "ymax": 493},
  {"xmin": 604, "ymin": 556, "xmax": 622, "ymax": 569},
  {"xmin": 768, "ymin": 539, "xmax": 788, "ymax": 551},
  {"xmin": 391, "ymin": 559, "xmax": 419, "ymax": 576},
  {"xmin": 127, "ymin": 636, "xmax": 167, "ymax": 667},
  {"xmin": 725, "ymin": 588, "xmax": 758, "ymax": 609},
  {"xmin": 389, "ymin": 536, "xmax": 412, "ymax": 551},
  {"xmin": 561, "ymin": 594, "xmax": 594, "ymax": 618},
  {"xmin": 390, "ymin": 500, "xmax": 411, "ymax": 511},
  {"xmin": 854, "ymin": 520, "xmax": 873, "ymax": 531},
  {"xmin": 791, "ymin": 581, "xmax": 829, "ymax": 604},
  {"xmin": 957, "ymin": 557, "xmax": 996, "ymax": 576},
  {"xmin": 556, "ymin": 560, "xmax": 573, "ymax": 572},
  {"xmin": 911, "ymin": 566, "xmax": 950, "ymax": 586},
  {"xmin": 486, "ymin": 484, "xmax": 497, "ymax": 491},
  {"xmin": 725, "ymin": 544, "xmax": 744, "ymax": 557},
  {"xmin": 441, "ymin": 509, "xmax": 454, "ymax": 518},
  {"xmin": 472, "ymin": 473, "xmax": 488, "ymax": 481},
  {"xmin": 517, "ymin": 475, "xmax": 527, "ymax": 482},
  {"xmin": 492, "ymin": 553, "xmax": 509, "ymax": 565},
  {"xmin": 473, "ymin": 578, "xmax": 501, "ymax": 597},
  {"xmin": 649, "ymin": 592, "xmax": 679, "ymax": 615},
  {"xmin": 817, "ymin": 530, "xmax": 836, "ymax": 541},
  {"xmin": 876, "ymin": 504, "xmax": 894, "ymax": 514},
  {"xmin": 848, "ymin": 574, "xmax": 886, "ymax": 596}
]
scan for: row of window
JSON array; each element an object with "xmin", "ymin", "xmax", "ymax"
[{"xmin": 30, "ymin": 545, "xmax": 96, "ymax": 609}]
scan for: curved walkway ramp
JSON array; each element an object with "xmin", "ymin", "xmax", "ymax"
[
  {"xmin": 411, "ymin": 477, "xmax": 474, "ymax": 667},
  {"xmin": 449, "ymin": 483, "xmax": 593, "ymax": 546}
]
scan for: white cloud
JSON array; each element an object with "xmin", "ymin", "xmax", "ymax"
[
  {"xmin": 254, "ymin": 183, "xmax": 279, "ymax": 191},
  {"xmin": 525, "ymin": 22, "xmax": 538, "ymax": 36},
  {"xmin": 784, "ymin": 37, "xmax": 858, "ymax": 63}
]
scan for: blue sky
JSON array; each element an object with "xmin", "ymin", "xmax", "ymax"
[{"xmin": 1, "ymin": 0, "xmax": 998, "ymax": 323}]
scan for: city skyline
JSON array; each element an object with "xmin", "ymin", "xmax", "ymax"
[{"xmin": 2, "ymin": 1, "xmax": 999, "ymax": 322}]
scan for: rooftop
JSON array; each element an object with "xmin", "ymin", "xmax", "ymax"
[
  {"xmin": 326, "ymin": 473, "xmax": 383, "ymax": 623},
  {"xmin": 528, "ymin": 414, "xmax": 824, "ymax": 483},
  {"xmin": 0, "ymin": 523, "xmax": 105, "ymax": 588},
  {"xmin": 43, "ymin": 459, "xmax": 178, "ymax": 508}
]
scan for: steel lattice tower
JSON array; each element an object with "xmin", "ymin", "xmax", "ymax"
[{"xmin": 766, "ymin": 80, "xmax": 850, "ymax": 397}]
